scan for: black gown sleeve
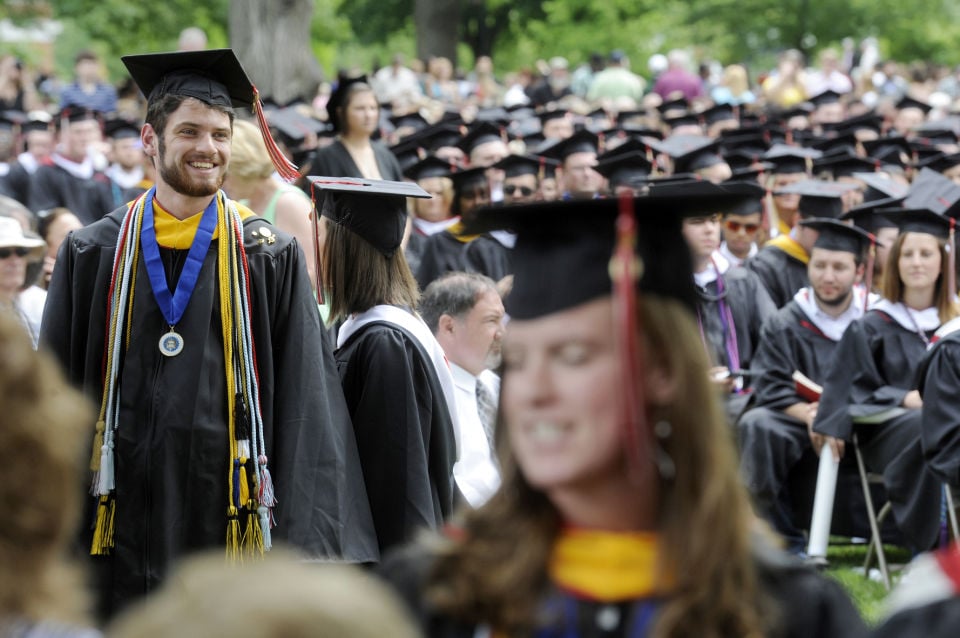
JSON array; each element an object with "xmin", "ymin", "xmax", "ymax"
[
  {"xmin": 751, "ymin": 310, "xmax": 804, "ymax": 411},
  {"xmin": 918, "ymin": 337, "xmax": 960, "ymax": 486}
]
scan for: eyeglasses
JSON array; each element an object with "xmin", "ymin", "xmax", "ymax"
[
  {"xmin": 725, "ymin": 220, "xmax": 761, "ymax": 234},
  {"xmin": 0, "ymin": 247, "xmax": 30, "ymax": 259},
  {"xmin": 503, "ymin": 185, "xmax": 535, "ymax": 197}
]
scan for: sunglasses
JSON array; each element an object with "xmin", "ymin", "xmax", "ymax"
[
  {"xmin": 0, "ymin": 247, "xmax": 30, "ymax": 259},
  {"xmin": 503, "ymin": 185, "xmax": 535, "ymax": 197},
  {"xmin": 725, "ymin": 220, "xmax": 761, "ymax": 233}
]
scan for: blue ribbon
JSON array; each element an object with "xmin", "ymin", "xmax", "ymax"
[{"xmin": 140, "ymin": 187, "xmax": 220, "ymax": 328}]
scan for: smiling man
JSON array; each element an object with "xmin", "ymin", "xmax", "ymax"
[{"xmin": 39, "ymin": 49, "xmax": 376, "ymax": 618}]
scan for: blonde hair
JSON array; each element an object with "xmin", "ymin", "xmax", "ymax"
[
  {"xmin": 227, "ymin": 119, "xmax": 275, "ymax": 181},
  {"xmin": 426, "ymin": 295, "xmax": 771, "ymax": 637},
  {"xmin": 108, "ymin": 549, "xmax": 420, "ymax": 638},
  {"xmin": 721, "ymin": 65, "xmax": 750, "ymax": 97},
  {"xmin": 882, "ymin": 232, "xmax": 960, "ymax": 324},
  {"xmin": 0, "ymin": 313, "xmax": 95, "ymax": 625}
]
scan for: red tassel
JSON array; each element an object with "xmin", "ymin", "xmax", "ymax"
[
  {"xmin": 864, "ymin": 235, "xmax": 877, "ymax": 313},
  {"xmin": 610, "ymin": 192, "xmax": 649, "ymax": 481},
  {"xmin": 252, "ymin": 86, "xmax": 301, "ymax": 183},
  {"xmin": 949, "ymin": 219, "xmax": 956, "ymax": 302}
]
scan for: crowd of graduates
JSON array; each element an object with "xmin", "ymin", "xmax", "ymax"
[{"xmin": 5, "ymin": 32, "xmax": 960, "ymax": 637}]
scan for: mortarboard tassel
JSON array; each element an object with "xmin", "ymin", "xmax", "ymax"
[
  {"xmin": 949, "ymin": 218, "xmax": 957, "ymax": 300},
  {"xmin": 863, "ymin": 234, "xmax": 877, "ymax": 313},
  {"xmin": 308, "ymin": 181, "xmax": 326, "ymax": 305},
  {"xmin": 252, "ymin": 86, "xmax": 301, "ymax": 183},
  {"xmin": 610, "ymin": 192, "xmax": 649, "ymax": 482}
]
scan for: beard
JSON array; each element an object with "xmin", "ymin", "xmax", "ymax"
[
  {"xmin": 157, "ymin": 135, "xmax": 224, "ymax": 198},
  {"xmin": 814, "ymin": 287, "xmax": 852, "ymax": 308}
]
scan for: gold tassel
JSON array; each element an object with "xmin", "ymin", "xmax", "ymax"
[
  {"xmin": 90, "ymin": 495, "xmax": 116, "ymax": 555},
  {"xmin": 242, "ymin": 502, "xmax": 265, "ymax": 558},
  {"xmin": 90, "ymin": 420, "xmax": 105, "ymax": 471},
  {"xmin": 238, "ymin": 458, "xmax": 250, "ymax": 505},
  {"xmin": 225, "ymin": 506, "xmax": 242, "ymax": 563}
]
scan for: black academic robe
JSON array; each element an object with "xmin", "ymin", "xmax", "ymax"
[
  {"xmin": 917, "ymin": 330, "xmax": 960, "ymax": 487},
  {"xmin": 27, "ymin": 161, "xmax": 115, "ymax": 225},
  {"xmin": 746, "ymin": 246, "xmax": 809, "ymax": 308},
  {"xmin": 813, "ymin": 310, "xmax": 942, "ymax": 551},
  {"xmin": 3, "ymin": 160, "xmax": 31, "ymax": 205},
  {"xmin": 873, "ymin": 597, "xmax": 960, "ymax": 638},
  {"xmin": 416, "ymin": 230, "xmax": 470, "ymax": 290},
  {"xmin": 312, "ymin": 139, "xmax": 404, "ymax": 181},
  {"xmin": 377, "ymin": 538, "xmax": 869, "ymax": 638},
  {"xmin": 463, "ymin": 234, "xmax": 511, "ymax": 283},
  {"xmin": 697, "ymin": 266, "xmax": 775, "ymax": 424},
  {"xmin": 40, "ymin": 204, "xmax": 378, "ymax": 617},
  {"xmin": 335, "ymin": 321, "xmax": 457, "ymax": 557},
  {"xmin": 739, "ymin": 301, "xmax": 848, "ymax": 549}
]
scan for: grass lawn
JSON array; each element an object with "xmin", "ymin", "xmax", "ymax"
[{"xmin": 823, "ymin": 540, "xmax": 914, "ymax": 626}]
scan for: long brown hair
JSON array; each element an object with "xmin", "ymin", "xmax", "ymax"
[
  {"xmin": 882, "ymin": 231, "xmax": 960, "ymax": 324},
  {"xmin": 425, "ymin": 295, "xmax": 772, "ymax": 637},
  {"xmin": 322, "ymin": 219, "xmax": 420, "ymax": 324}
]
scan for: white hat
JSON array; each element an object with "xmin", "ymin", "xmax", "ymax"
[{"xmin": 0, "ymin": 217, "xmax": 45, "ymax": 260}]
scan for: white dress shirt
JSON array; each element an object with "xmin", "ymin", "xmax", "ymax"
[{"xmin": 450, "ymin": 363, "xmax": 501, "ymax": 507}]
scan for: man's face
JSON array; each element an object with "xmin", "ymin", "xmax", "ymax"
[
  {"xmin": 813, "ymin": 102, "xmax": 845, "ymax": 126},
  {"xmin": 502, "ymin": 174, "xmax": 538, "ymax": 204},
  {"xmin": 682, "ymin": 214, "xmax": 722, "ymax": 262},
  {"xmin": 722, "ymin": 212, "xmax": 762, "ymax": 256},
  {"xmin": 447, "ymin": 289, "xmax": 505, "ymax": 375},
  {"xmin": 542, "ymin": 117, "xmax": 573, "ymax": 141},
  {"xmin": 561, "ymin": 151, "xmax": 601, "ymax": 199},
  {"xmin": 808, "ymin": 247, "xmax": 860, "ymax": 308},
  {"xmin": 149, "ymin": 99, "xmax": 232, "ymax": 198},
  {"xmin": 112, "ymin": 136, "xmax": 145, "ymax": 171},
  {"xmin": 470, "ymin": 140, "xmax": 509, "ymax": 168},
  {"xmin": 457, "ymin": 181, "xmax": 490, "ymax": 220},
  {"xmin": 772, "ymin": 172, "xmax": 806, "ymax": 215},
  {"xmin": 25, "ymin": 130, "xmax": 54, "ymax": 160},
  {"xmin": 894, "ymin": 108, "xmax": 925, "ymax": 138},
  {"xmin": 64, "ymin": 119, "xmax": 102, "ymax": 160}
]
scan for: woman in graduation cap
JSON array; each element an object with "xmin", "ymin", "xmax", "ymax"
[
  {"xmin": 312, "ymin": 76, "xmax": 403, "ymax": 181},
  {"xmin": 814, "ymin": 208, "xmax": 957, "ymax": 553},
  {"xmin": 313, "ymin": 176, "xmax": 461, "ymax": 557},
  {"xmin": 378, "ymin": 184, "xmax": 867, "ymax": 637}
]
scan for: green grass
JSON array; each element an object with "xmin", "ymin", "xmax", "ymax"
[{"xmin": 823, "ymin": 540, "xmax": 914, "ymax": 625}]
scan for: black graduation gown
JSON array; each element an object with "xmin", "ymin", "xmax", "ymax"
[
  {"xmin": 3, "ymin": 160, "xmax": 31, "ymax": 205},
  {"xmin": 40, "ymin": 204, "xmax": 378, "ymax": 617},
  {"xmin": 463, "ymin": 233, "xmax": 511, "ymax": 283},
  {"xmin": 873, "ymin": 597, "xmax": 960, "ymax": 638},
  {"xmin": 415, "ymin": 230, "xmax": 470, "ymax": 290},
  {"xmin": 813, "ymin": 310, "xmax": 942, "ymax": 551},
  {"xmin": 917, "ymin": 330, "xmax": 960, "ymax": 487},
  {"xmin": 27, "ymin": 162, "xmax": 115, "ymax": 225},
  {"xmin": 376, "ymin": 539, "xmax": 869, "ymax": 638},
  {"xmin": 739, "ymin": 301, "xmax": 847, "ymax": 548},
  {"xmin": 335, "ymin": 321, "xmax": 457, "ymax": 557},
  {"xmin": 697, "ymin": 266, "xmax": 775, "ymax": 424},
  {"xmin": 746, "ymin": 245, "xmax": 809, "ymax": 308},
  {"xmin": 312, "ymin": 139, "xmax": 404, "ymax": 181}
]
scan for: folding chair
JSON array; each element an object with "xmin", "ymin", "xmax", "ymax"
[{"xmin": 852, "ymin": 432, "xmax": 893, "ymax": 590}]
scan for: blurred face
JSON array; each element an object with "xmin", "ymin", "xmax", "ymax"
[
  {"xmin": 470, "ymin": 140, "xmax": 509, "ymax": 168},
  {"xmin": 682, "ymin": 214, "xmax": 722, "ymax": 263},
  {"xmin": 0, "ymin": 245, "xmax": 27, "ymax": 296},
  {"xmin": 343, "ymin": 90, "xmax": 379, "ymax": 137},
  {"xmin": 540, "ymin": 177, "xmax": 559, "ymax": 201},
  {"xmin": 503, "ymin": 174, "xmax": 538, "ymax": 205},
  {"xmin": 697, "ymin": 161, "xmax": 732, "ymax": 184},
  {"xmin": 447, "ymin": 289, "xmax": 505, "ymax": 375},
  {"xmin": 772, "ymin": 172, "xmax": 806, "ymax": 215},
  {"xmin": 561, "ymin": 152, "xmax": 601, "ymax": 199},
  {"xmin": 542, "ymin": 117, "xmax": 574, "ymax": 141},
  {"xmin": 809, "ymin": 247, "xmax": 859, "ymax": 309},
  {"xmin": 898, "ymin": 232, "xmax": 941, "ymax": 293},
  {"xmin": 814, "ymin": 103, "xmax": 845, "ymax": 125},
  {"xmin": 893, "ymin": 108, "xmax": 925, "ymax": 137},
  {"xmin": 722, "ymin": 212, "xmax": 762, "ymax": 257},
  {"xmin": 64, "ymin": 119, "xmax": 103, "ymax": 160},
  {"xmin": 413, "ymin": 176, "xmax": 452, "ymax": 223},
  {"xmin": 435, "ymin": 145, "xmax": 466, "ymax": 168},
  {"xmin": 943, "ymin": 164, "xmax": 960, "ymax": 185},
  {"xmin": 502, "ymin": 297, "xmax": 625, "ymax": 493},
  {"xmin": 148, "ymin": 99, "xmax": 232, "ymax": 198},
  {"xmin": 875, "ymin": 227, "xmax": 899, "ymax": 272},
  {"xmin": 113, "ymin": 136, "xmax": 145, "ymax": 170},
  {"xmin": 458, "ymin": 180, "xmax": 490, "ymax": 219},
  {"xmin": 43, "ymin": 212, "xmax": 82, "ymax": 284},
  {"xmin": 25, "ymin": 129, "xmax": 55, "ymax": 159}
]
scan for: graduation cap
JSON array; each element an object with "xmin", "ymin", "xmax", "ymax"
[
  {"xmin": 457, "ymin": 122, "xmax": 506, "ymax": 155},
  {"xmin": 877, "ymin": 208, "xmax": 953, "ymax": 239},
  {"xmin": 493, "ymin": 154, "xmax": 557, "ymax": 180},
  {"xmin": 800, "ymin": 218, "xmax": 874, "ymax": 255},
  {"xmin": 714, "ymin": 180, "xmax": 765, "ymax": 215},
  {"xmin": 701, "ymin": 104, "xmax": 738, "ymax": 127},
  {"xmin": 540, "ymin": 129, "xmax": 599, "ymax": 162},
  {"xmin": 594, "ymin": 151, "xmax": 653, "ymax": 190},
  {"xmin": 324, "ymin": 75, "xmax": 371, "ymax": 132},
  {"xmin": 808, "ymin": 89, "xmax": 844, "ymax": 108},
  {"xmin": 658, "ymin": 135, "xmax": 723, "ymax": 173},
  {"xmin": 863, "ymin": 136, "xmax": 912, "ymax": 168},
  {"xmin": 474, "ymin": 107, "xmax": 511, "ymax": 126},
  {"xmin": 538, "ymin": 108, "xmax": 571, "ymax": 125},
  {"xmin": 597, "ymin": 137, "xmax": 656, "ymax": 161},
  {"xmin": 841, "ymin": 197, "xmax": 904, "ymax": 235},
  {"xmin": 728, "ymin": 162, "xmax": 774, "ymax": 184},
  {"xmin": 389, "ymin": 111, "xmax": 429, "ymax": 134},
  {"xmin": 896, "ymin": 95, "xmax": 932, "ymax": 114},
  {"xmin": 657, "ymin": 97, "xmax": 689, "ymax": 116},
  {"xmin": 919, "ymin": 152, "xmax": 960, "ymax": 174},
  {"xmin": 836, "ymin": 112, "xmax": 884, "ymax": 136},
  {"xmin": 462, "ymin": 181, "xmax": 765, "ymax": 319},
  {"xmin": 103, "ymin": 118, "xmax": 141, "ymax": 140},
  {"xmin": 904, "ymin": 168, "xmax": 960, "ymax": 217},
  {"xmin": 763, "ymin": 144, "xmax": 819, "ymax": 174},
  {"xmin": 403, "ymin": 155, "xmax": 455, "ymax": 181},
  {"xmin": 57, "ymin": 105, "xmax": 103, "ymax": 125},
  {"xmin": 812, "ymin": 153, "xmax": 878, "ymax": 179},
  {"xmin": 448, "ymin": 165, "xmax": 489, "ymax": 192},
  {"xmin": 664, "ymin": 112, "xmax": 702, "ymax": 131},
  {"xmin": 852, "ymin": 171, "xmax": 909, "ymax": 202},
  {"xmin": 308, "ymin": 176, "xmax": 430, "ymax": 257},
  {"xmin": 122, "ymin": 48, "xmax": 299, "ymax": 180},
  {"xmin": 777, "ymin": 179, "xmax": 857, "ymax": 219},
  {"xmin": 267, "ymin": 107, "xmax": 329, "ymax": 147},
  {"xmin": 776, "ymin": 105, "xmax": 813, "ymax": 125},
  {"xmin": 20, "ymin": 112, "xmax": 53, "ymax": 134}
]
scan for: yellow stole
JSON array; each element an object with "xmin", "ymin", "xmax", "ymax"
[
  {"xmin": 446, "ymin": 219, "xmax": 480, "ymax": 243},
  {"xmin": 766, "ymin": 233, "xmax": 809, "ymax": 265},
  {"xmin": 152, "ymin": 199, "xmax": 256, "ymax": 248},
  {"xmin": 548, "ymin": 528, "xmax": 667, "ymax": 602}
]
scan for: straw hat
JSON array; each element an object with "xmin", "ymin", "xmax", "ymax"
[{"xmin": 0, "ymin": 217, "xmax": 45, "ymax": 260}]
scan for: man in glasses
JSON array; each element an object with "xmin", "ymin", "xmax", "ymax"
[{"xmin": 719, "ymin": 196, "xmax": 763, "ymax": 267}]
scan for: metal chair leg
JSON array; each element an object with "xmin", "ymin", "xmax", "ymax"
[{"xmin": 854, "ymin": 433, "xmax": 891, "ymax": 590}]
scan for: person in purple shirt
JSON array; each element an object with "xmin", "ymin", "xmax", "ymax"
[
  {"xmin": 652, "ymin": 49, "xmax": 704, "ymax": 102},
  {"xmin": 59, "ymin": 50, "xmax": 118, "ymax": 115}
]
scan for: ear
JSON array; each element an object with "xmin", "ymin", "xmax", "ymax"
[
  {"xmin": 855, "ymin": 262, "xmax": 866, "ymax": 284},
  {"xmin": 438, "ymin": 313, "xmax": 456, "ymax": 336},
  {"xmin": 645, "ymin": 361, "xmax": 678, "ymax": 407},
  {"xmin": 141, "ymin": 123, "xmax": 159, "ymax": 158}
]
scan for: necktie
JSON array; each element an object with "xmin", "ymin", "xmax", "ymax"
[{"xmin": 475, "ymin": 378, "xmax": 497, "ymax": 451}]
